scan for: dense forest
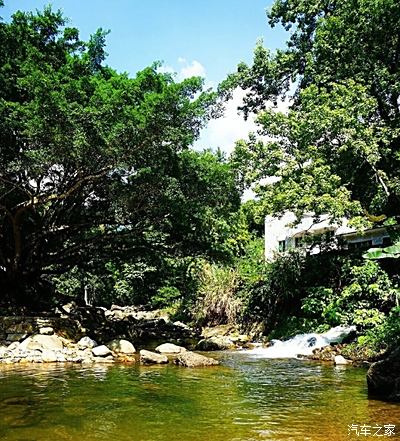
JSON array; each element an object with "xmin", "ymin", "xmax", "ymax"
[{"xmin": 1, "ymin": 0, "xmax": 400, "ymax": 359}]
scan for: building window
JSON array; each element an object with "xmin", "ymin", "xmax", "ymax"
[
  {"xmin": 278, "ymin": 240, "xmax": 286, "ymax": 252},
  {"xmin": 348, "ymin": 240, "xmax": 373, "ymax": 250}
]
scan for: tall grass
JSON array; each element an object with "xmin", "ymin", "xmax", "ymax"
[{"xmin": 194, "ymin": 262, "xmax": 242, "ymax": 326}]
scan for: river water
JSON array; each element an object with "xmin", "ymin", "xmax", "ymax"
[{"xmin": 0, "ymin": 353, "xmax": 399, "ymax": 441}]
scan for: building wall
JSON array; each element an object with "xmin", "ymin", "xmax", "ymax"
[{"xmin": 265, "ymin": 213, "xmax": 393, "ymax": 260}]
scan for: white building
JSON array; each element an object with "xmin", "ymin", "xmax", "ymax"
[{"xmin": 264, "ymin": 212, "xmax": 393, "ymax": 260}]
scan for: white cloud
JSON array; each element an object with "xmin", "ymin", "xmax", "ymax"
[
  {"xmin": 194, "ymin": 88, "xmax": 258, "ymax": 154},
  {"xmin": 157, "ymin": 58, "xmax": 206, "ymax": 81},
  {"xmin": 179, "ymin": 60, "xmax": 206, "ymax": 80}
]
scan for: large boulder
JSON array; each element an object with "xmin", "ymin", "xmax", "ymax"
[
  {"xmin": 155, "ymin": 343, "xmax": 186, "ymax": 354},
  {"xmin": 92, "ymin": 345, "xmax": 112, "ymax": 357},
  {"xmin": 174, "ymin": 351, "xmax": 219, "ymax": 367},
  {"xmin": 367, "ymin": 347, "xmax": 400, "ymax": 401},
  {"xmin": 30, "ymin": 334, "xmax": 64, "ymax": 351},
  {"xmin": 140, "ymin": 349, "xmax": 168, "ymax": 365},
  {"xmin": 196, "ymin": 336, "xmax": 233, "ymax": 351},
  {"xmin": 334, "ymin": 355, "xmax": 351, "ymax": 365},
  {"xmin": 108, "ymin": 339, "xmax": 136, "ymax": 354}
]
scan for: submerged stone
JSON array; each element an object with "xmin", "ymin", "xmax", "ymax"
[
  {"xmin": 174, "ymin": 351, "xmax": 219, "ymax": 367},
  {"xmin": 155, "ymin": 343, "xmax": 186, "ymax": 354},
  {"xmin": 140, "ymin": 349, "xmax": 168, "ymax": 364}
]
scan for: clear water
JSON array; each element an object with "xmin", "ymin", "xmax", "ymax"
[{"xmin": 0, "ymin": 352, "xmax": 399, "ymax": 441}]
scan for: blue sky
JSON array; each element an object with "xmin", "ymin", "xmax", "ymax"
[{"xmin": 2, "ymin": 1, "xmax": 289, "ymax": 153}]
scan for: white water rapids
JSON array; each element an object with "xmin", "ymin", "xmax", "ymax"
[{"xmin": 247, "ymin": 325, "xmax": 356, "ymax": 359}]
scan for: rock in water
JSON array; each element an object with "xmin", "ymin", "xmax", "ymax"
[
  {"xmin": 196, "ymin": 337, "xmax": 233, "ymax": 351},
  {"xmin": 77, "ymin": 336, "xmax": 97, "ymax": 350},
  {"xmin": 92, "ymin": 345, "xmax": 112, "ymax": 357},
  {"xmin": 174, "ymin": 351, "xmax": 219, "ymax": 367},
  {"xmin": 140, "ymin": 350, "xmax": 168, "ymax": 364},
  {"xmin": 155, "ymin": 343, "xmax": 186, "ymax": 354},
  {"xmin": 334, "ymin": 355, "xmax": 351, "ymax": 365},
  {"xmin": 367, "ymin": 347, "xmax": 400, "ymax": 401},
  {"xmin": 108, "ymin": 339, "xmax": 136, "ymax": 354}
]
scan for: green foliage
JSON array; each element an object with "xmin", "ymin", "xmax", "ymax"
[
  {"xmin": 151, "ymin": 286, "xmax": 182, "ymax": 309},
  {"xmin": 223, "ymin": 0, "xmax": 400, "ymax": 224},
  {"xmin": 342, "ymin": 307, "xmax": 400, "ymax": 358},
  {"xmin": 0, "ymin": 6, "xmax": 244, "ymax": 307},
  {"xmin": 364, "ymin": 240, "xmax": 400, "ymax": 260}
]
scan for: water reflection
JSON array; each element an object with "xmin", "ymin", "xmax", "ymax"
[{"xmin": 0, "ymin": 355, "xmax": 399, "ymax": 441}]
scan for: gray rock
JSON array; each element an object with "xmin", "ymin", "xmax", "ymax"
[
  {"xmin": 41, "ymin": 349, "xmax": 58, "ymax": 363},
  {"xmin": 7, "ymin": 341, "xmax": 20, "ymax": 351},
  {"xmin": 155, "ymin": 343, "xmax": 187, "ymax": 354},
  {"xmin": 140, "ymin": 349, "xmax": 168, "ymax": 365},
  {"xmin": 108, "ymin": 339, "xmax": 136, "ymax": 354},
  {"xmin": 77, "ymin": 336, "xmax": 97, "ymax": 350},
  {"xmin": 39, "ymin": 327, "xmax": 54, "ymax": 335},
  {"xmin": 31, "ymin": 334, "xmax": 64, "ymax": 351},
  {"xmin": 367, "ymin": 346, "xmax": 400, "ymax": 401},
  {"xmin": 19, "ymin": 337, "xmax": 42, "ymax": 351},
  {"xmin": 334, "ymin": 355, "xmax": 351, "ymax": 365},
  {"xmin": 6, "ymin": 333, "xmax": 28, "ymax": 342},
  {"xmin": 92, "ymin": 345, "xmax": 112, "ymax": 357},
  {"xmin": 196, "ymin": 336, "xmax": 233, "ymax": 351},
  {"xmin": 174, "ymin": 351, "xmax": 219, "ymax": 367}
]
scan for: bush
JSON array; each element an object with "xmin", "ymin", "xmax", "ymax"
[{"xmin": 193, "ymin": 262, "xmax": 242, "ymax": 326}]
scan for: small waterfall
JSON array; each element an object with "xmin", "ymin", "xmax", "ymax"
[{"xmin": 247, "ymin": 325, "xmax": 356, "ymax": 359}]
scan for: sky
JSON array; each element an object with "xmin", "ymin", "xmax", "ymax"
[{"xmin": 2, "ymin": 0, "xmax": 289, "ymax": 154}]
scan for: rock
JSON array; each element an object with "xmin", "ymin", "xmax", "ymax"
[
  {"xmin": 367, "ymin": 346, "xmax": 400, "ymax": 401},
  {"xmin": 155, "ymin": 343, "xmax": 187, "ymax": 354},
  {"xmin": 196, "ymin": 336, "xmax": 233, "ymax": 351},
  {"xmin": 39, "ymin": 327, "xmax": 54, "ymax": 335},
  {"xmin": 93, "ymin": 356, "xmax": 115, "ymax": 363},
  {"xmin": 31, "ymin": 334, "xmax": 64, "ymax": 351},
  {"xmin": 77, "ymin": 336, "xmax": 97, "ymax": 350},
  {"xmin": 108, "ymin": 339, "xmax": 136, "ymax": 354},
  {"xmin": 92, "ymin": 345, "xmax": 112, "ymax": 357},
  {"xmin": 334, "ymin": 355, "xmax": 351, "ymax": 365},
  {"xmin": 7, "ymin": 342, "xmax": 20, "ymax": 351},
  {"xmin": 140, "ymin": 349, "xmax": 168, "ymax": 365},
  {"xmin": 19, "ymin": 337, "xmax": 43, "ymax": 351},
  {"xmin": 41, "ymin": 349, "xmax": 58, "ymax": 363},
  {"xmin": 201, "ymin": 325, "xmax": 235, "ymax": 338},
  {"xmin": 174, "ymin": 351, "xmax": 219, "ymax": 367},
  {"xmin": 6, "ymin": 333, "xmax": 29, "ymax": 342},
  {"xmin": 62, "ymin": 301, "xmax": 77, "ymax": 314}
]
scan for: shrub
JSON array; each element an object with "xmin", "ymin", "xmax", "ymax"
[{"xmin": 193, "ymin": 262, "xmax": 242, "ymax": 326}]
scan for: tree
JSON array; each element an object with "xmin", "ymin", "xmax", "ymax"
[
  {"xmin": 0, "ymin": 6, "xmax": 218, "ymax": 307},
  {"xmin": 221, "ymin": 0, "xmax": 400, "ymax": 225}
]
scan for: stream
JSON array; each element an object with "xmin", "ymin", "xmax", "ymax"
[{"xmin": 0, "ymin": 351, "xmax": 399, "ymax": 441}]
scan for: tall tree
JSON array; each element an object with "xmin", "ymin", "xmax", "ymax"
[
  {"xmin": 222, "ymin": 0, "xmax": 400, "ymax": 224},
  {"xmin": 0, "ymin": 6, "xmax": 217, "ymax": 306}
]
